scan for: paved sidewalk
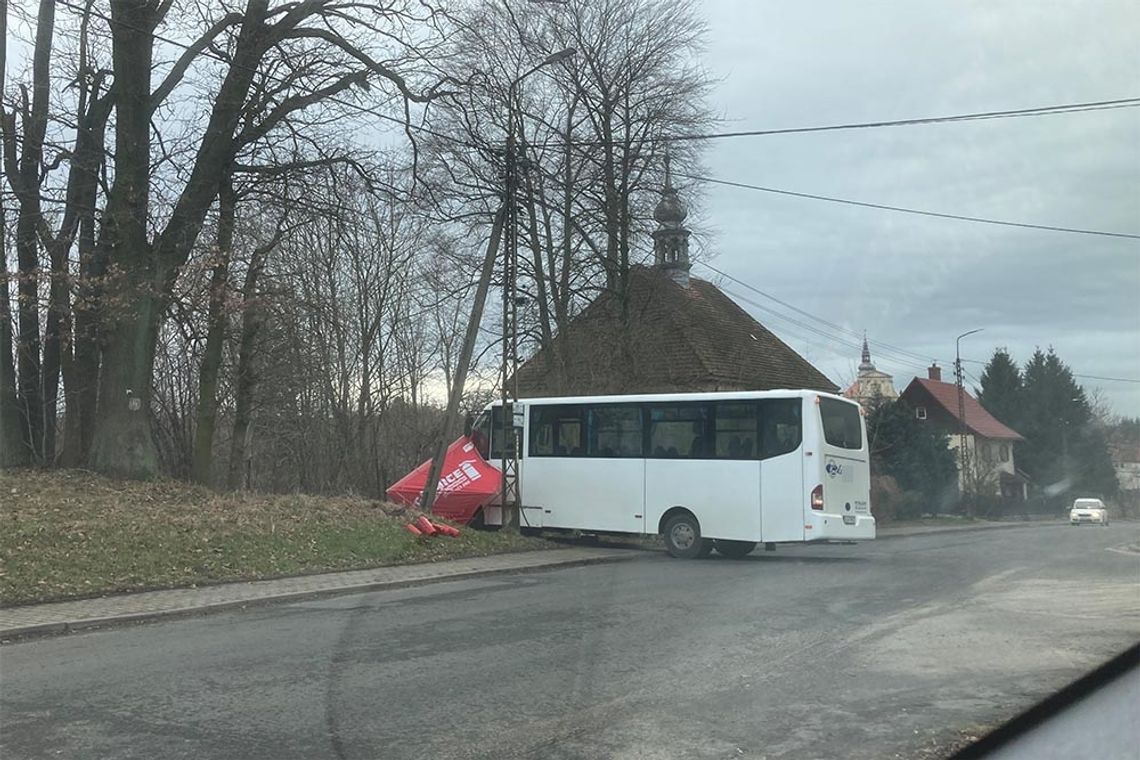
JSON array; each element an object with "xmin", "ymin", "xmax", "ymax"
[{"xmin": 0, "ymin": 547, "xmax": 634, "ymax": 640}]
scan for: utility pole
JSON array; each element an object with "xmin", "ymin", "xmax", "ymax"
[
  {"xmin": 498, "ymin": 47, "xmax": 576, "ymax": 533},
  {"xmin": 956, "ymin": 328, "xmax": 983, "ymax": 516},
  {"xmin": 419, "ymin": 210, "xmax": 506, "ymax": 513},
  {"xmin": 500, "ymin": 89, "xmax": 520, "ymax": 532}
]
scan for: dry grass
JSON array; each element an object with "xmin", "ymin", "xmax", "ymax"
[{"xmin": 0, "ymin": 469, "xmax": 549, "ymax": 606}]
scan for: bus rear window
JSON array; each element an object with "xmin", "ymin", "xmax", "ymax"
[{"xmin": 820, "ymin": 397, "xmax": 863, "ymax": 450}]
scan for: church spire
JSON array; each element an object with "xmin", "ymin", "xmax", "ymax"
[
  {"xmin": 859, "ymin": 333, "xmax": 875, "ymax": 372},
  {"xmin": 652, "ymin": 152, "xmax": 691, "ymax": 286}
]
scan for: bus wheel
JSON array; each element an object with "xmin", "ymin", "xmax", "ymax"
[
  {"xmin": 713, "ymin": 540, "xmax": 756, "ymax": 559},
  {"xmin": 663, "ymin": 513, "xmax": 711, "ymax": 559}
]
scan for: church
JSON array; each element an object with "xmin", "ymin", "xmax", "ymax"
[
  {"xmin": 513, "ymin": 163, "xmax": 837, "ymax": 398},
  {"xmin": 843, "ymin": 338, "xmax": 898, "ymax": 406}
]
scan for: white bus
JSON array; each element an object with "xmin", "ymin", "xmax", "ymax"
[{"xmin": 468, "ymin": 390, "xmax": 874, "ymax": 558}]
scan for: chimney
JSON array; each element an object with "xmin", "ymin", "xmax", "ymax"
[{"xmin": 928, "ymin": 363, "xmax": 942, "ymax": 382}]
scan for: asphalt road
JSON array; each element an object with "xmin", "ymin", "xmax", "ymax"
[{"xmin": 2, "ymin": 524, "xmax": 1138, "ymax": 760}]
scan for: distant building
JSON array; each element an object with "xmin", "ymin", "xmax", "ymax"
[
  {"xmin": 900, "ymin": 365, "xmax": 1028, "ymax": 500},
  {"xmin": 843, "ymin": 337, "xmax": 897, "ymax": 407},
  {"xmin": 513, "ymin": 161, "xmax": 836, "ymax": 397},
  {"xmin": 1111, "ymin": 444, "xmax": 1140, "ymax": 498}
]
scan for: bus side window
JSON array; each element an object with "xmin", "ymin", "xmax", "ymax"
[
  {"xmin": 471, "ymin": 412, "xmax": 491, "ymax": 460},
  {"xmin": 713, "ymin": 402, "xmax": 759, "ymax": 459},
  {"xmin": 530, "ymin": 414, "xmax": 554, "ymax": 456},
  {"xmin": 529, "ymin": 405, "xmax": 585, "ymax": 457},
  {"xmin": 648, "ymin": 403, "xmax": 711, "ymax": 459},
  {"xmin": 759, "ymin": 399, "xmax": 802, "ymax": 459},
  {"xmin": 588, "ymin": 405, "xmax": 643, "ymax": 457},
  {"xmin": 558, "ymin": 415, "xmax": 583, "ymax": 455},
  {"xmin": 489, "ymin": 406, "xmax": 522, "ymax": 459}
]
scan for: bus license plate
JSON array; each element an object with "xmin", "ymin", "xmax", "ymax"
[{"xmin": 843, "ymin": 515, "xmax": 856, "ymax": 525}]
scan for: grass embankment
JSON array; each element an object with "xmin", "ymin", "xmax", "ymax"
[{"xmin": 0, "ymin": 469, "xmax": 549, "ymax": 606}]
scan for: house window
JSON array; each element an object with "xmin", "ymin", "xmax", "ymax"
[
  {"xmin": 1000, "ymin": 444, "xmax": 1010, "ymax": 463},
  {"xmin": 915, "ymin": 406, "xmax": 927, "ymax": 420}
]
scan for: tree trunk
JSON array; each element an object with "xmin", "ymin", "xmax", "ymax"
[
  {"xmin": 191, "ymin": 175, "xmax": 235, "ymax": 484},
  {"xmin": 58, "ymin": 47, "xmax": 114, "ymax": 467},
  {"xmin": 227, "ymin": 253, "xmax": 264, "ymax": 491},
  {"xmin": 88, "ymin": 0, "xmax": 159, "ymax": 477},
  {"xmin": 522, "ymin": 172, "xmax": 553, "ymax": 348},
  {"xmin": 14, "ymin": 203, "xmax": 43, "ymax": 460},
  {"xmin": 62, "ymin": 211, "xmax": 107, "ymax": 466},
  {"xmin": 0, "ymin": 1, "xmax": 21, "ymax": 466},
  {"xmin": 40, "ymin": 255, "xmax": 69, "ymax": 463},
  {"xmin": 1, "ymin": 195, "xmax": 28, "ymax": 466},
  {"xmin": 88, "ymin": 289, "xmax": 163, "ymax": 478}
]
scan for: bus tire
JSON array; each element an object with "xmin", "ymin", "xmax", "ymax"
[
  {"xmin": 713, "ymin": 539, "xmax": 756, "ymax": 559},
  {"xmin": 663, "ymin": 513, "xmax": 711, "ymax": 559}
]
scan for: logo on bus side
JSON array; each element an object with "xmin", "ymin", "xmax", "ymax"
[{"xmin": 825, "ymin": 460, "xmax": 844, "ymax": 478}]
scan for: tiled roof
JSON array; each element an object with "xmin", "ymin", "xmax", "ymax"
[
  {"xmin": 513, "ymin": 267, "xmax": 837, "ymax": 397},
  {"xmin": 906, "ymin": 378, "xmax": 1024, "ymax": 440}
]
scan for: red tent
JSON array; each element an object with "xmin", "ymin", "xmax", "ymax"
[{"xmin": 385, "ymin": 436, "xmax": 502, "ymax": 524}]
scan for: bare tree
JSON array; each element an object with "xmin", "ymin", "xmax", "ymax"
[
  {"xmin": 1, "ymin": 1, "xmax": 116, "ymax": 464},
  {"xmin": 423, "ymin": 0, "xmax": 713, "ymax": 364},
  {"xmin": 70, "ymin": 0, "xmax": 455, "ymax": 477},
  {"xmin": 0, "ymin": 0, "xmax": 26, "ymax": 466}
]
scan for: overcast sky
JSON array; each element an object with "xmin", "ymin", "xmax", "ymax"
[
  {"xmin": 692, "ymin": 0, "xmax": 1139, "ymax": 413},
  {"xmin": 5, "ymin": 2, "xmax": 1135, "ymax": 412}
]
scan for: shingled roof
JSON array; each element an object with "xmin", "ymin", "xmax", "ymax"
[
  {"xmin": 901, "ymin": 377, "xmax": 1024, "ymax": 441},
  {"xmin": 513, "ymin": 266, "xmax": 837, "ymax": 397}
]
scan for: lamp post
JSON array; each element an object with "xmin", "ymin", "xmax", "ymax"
[
  {"xmin": 499, "ymin": 47, "xmax": 576, "ymax": 532},
  {"xmin": 955, "ymin": 328, "xmax": 983, "ymax": 515}
]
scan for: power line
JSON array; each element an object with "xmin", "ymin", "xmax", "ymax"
[
  {"xmin": 684, "ymin": 174, "xmax": 1140, "ymax": 240},
  {"xmin": 958, "ymin": 357, "xmax": 1140, "ymax": 384},
  {"xmin": 1069, "ymin": 373, "xmax": 1140, "ymax": 385},
  {"xmin": 711, "ymin": 264, "xmax": 1140, "ymax": 386},
  {"xmin": 721, "ymin": 286, "xmax": 932, "ymax": 374},
  {"xmin": 567, "ymin": 98, "xmax": 1140, "ymax": 147},
  {"xmin": 696, "ymin": 261, "xmax": 936, "ymax": 365}
]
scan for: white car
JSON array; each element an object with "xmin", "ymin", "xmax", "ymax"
[{"xmin": 1070, "ymin": 498, "xmax": 1109, "ymax": 526}]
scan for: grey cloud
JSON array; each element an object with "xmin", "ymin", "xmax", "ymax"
[{"xmin": 695, "ymin": 0, "xmax": 1140, "ymax": 412}]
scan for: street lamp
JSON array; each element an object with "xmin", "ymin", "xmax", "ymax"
[
  {"xmin": 955, "ymin": 328, "xmax": 983, "ymax": 515},
  {"xmin": 499, "ymin": 47, "xmax": 577, "ymax": 532}
]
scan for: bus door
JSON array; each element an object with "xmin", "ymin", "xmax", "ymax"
[{"xmin": 758, "ymin": 398, "xmax": 806, "ymax": 542}]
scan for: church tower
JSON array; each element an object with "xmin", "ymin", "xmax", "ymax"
[
  {"xmin": 652, "ymin": 154, "xmax": 692, "ymax": 287},
  {"xmin": 845, "ymin": 334, "xmax": 898, "ymax": 405}
]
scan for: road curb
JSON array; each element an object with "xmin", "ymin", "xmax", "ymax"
[
  {"xmin": 877, "ymin": 521, "xmax": 1063, "ymax": 540},
  {"xmin": 0, "ymin": 551, "xmax": 636, "ymax": 643}
]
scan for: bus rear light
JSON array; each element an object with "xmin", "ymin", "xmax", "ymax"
[{"xmin": 811, "ymin": 484, "xmax": 824, "ymax": 510}]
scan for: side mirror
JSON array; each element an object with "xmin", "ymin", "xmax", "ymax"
[{"xmin": 463, "ymin": 413, "xmax": 474, "ymax": 437}]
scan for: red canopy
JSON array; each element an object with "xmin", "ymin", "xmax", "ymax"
[{"xmin": 385, "ymin": 436, "xmax": 502, "ymax": 524}]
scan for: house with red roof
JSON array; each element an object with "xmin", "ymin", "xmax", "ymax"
[{"xmin": 900, "ymin": 364, "xmax": 1027, "ymax": 500}]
